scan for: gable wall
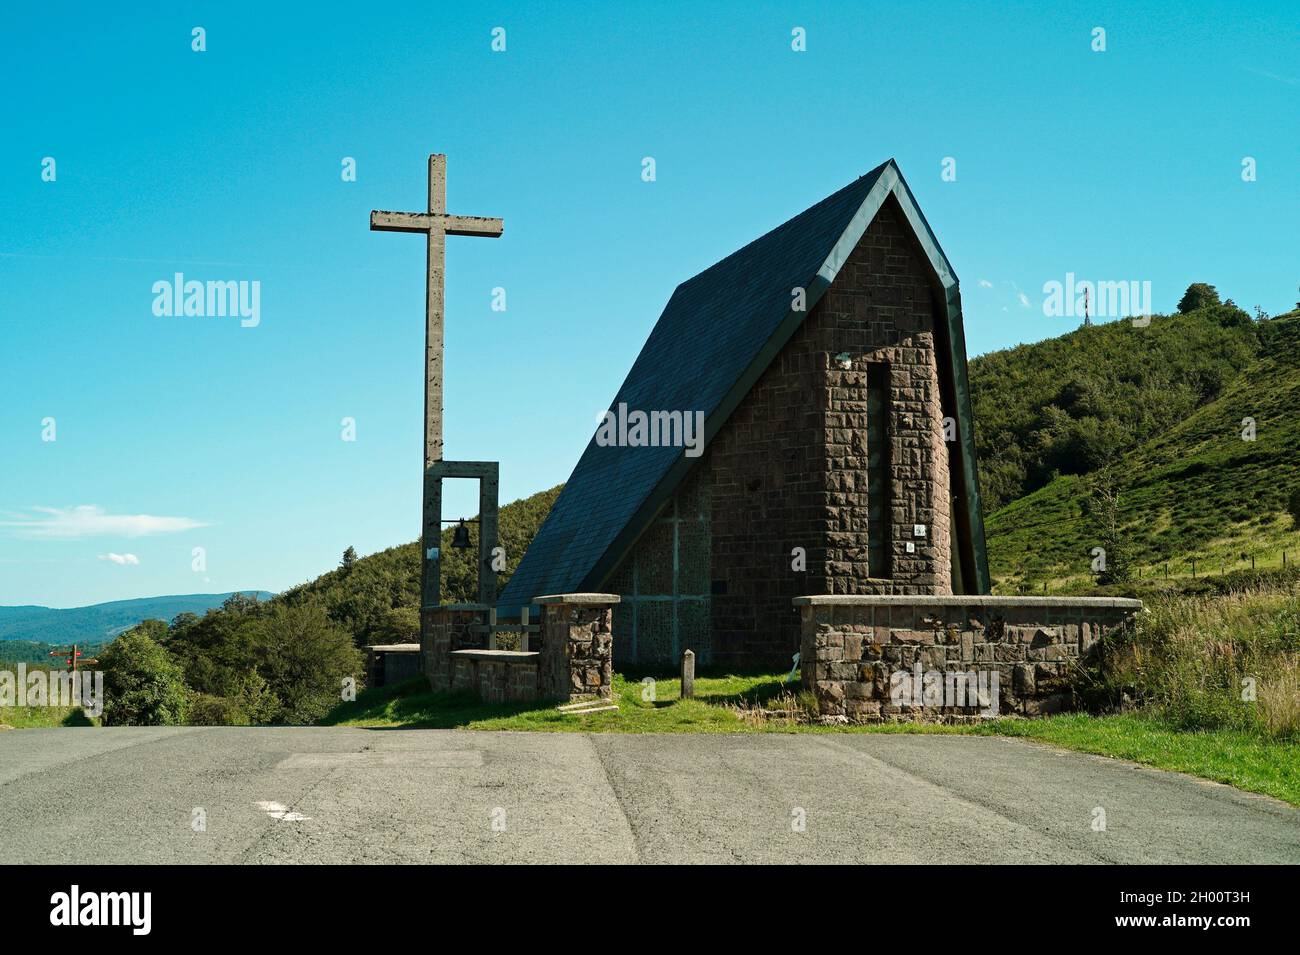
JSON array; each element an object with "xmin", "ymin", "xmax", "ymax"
[{"xmin": 606, "ymin": 199, "xmax": 952, "ymax": 669}]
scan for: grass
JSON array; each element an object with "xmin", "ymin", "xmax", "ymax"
[
  {"xmin": 973, "ymin": 714, "xmax": 1300, "ymax": 807},
  {"xmin": 323, "ymin": 671, "xmax": 1300, "ymax": 806},
  {"xmin": 0, "ymin": 706, "xmax": 96, "ymax": 729}
]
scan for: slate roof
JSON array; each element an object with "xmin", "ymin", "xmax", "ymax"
[{"xmin": 498, "ymin": 159, "xmax": 987, "ymax": 611}]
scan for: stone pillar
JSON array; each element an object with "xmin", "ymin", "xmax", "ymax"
[
  {"xmin": 533, "ymin": 594, "xmax": 620, "ymax": 701},
  {"xmin": 422, "ymin": 604, "xmax": 489, "ymax": 692}
]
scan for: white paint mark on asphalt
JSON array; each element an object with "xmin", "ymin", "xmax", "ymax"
[{"xmin": 255, "ymin": 800, "xmax": 310, "ymax": 822}]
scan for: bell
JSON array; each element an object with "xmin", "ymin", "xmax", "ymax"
[{"xmin": 451, "ymin": 520, "xmax": 472, "ymax": 549}]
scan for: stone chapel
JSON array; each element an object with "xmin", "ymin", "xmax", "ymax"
[{"xmin": 499, "ymin": 159, "xmax": 990, "ymax": 668}]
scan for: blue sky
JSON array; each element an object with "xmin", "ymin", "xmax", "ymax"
[{"xmin": 1, "ymin": 1, "xmax": 1296, "ymax": 607}]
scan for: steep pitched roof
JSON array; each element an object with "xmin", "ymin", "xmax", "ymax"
[{"xmin": 499, "ymin": 160, "xmax": 988, "ymax": 609}]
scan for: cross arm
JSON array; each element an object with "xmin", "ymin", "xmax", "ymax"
[
  {"xmin": 370, "ymin": 210, "xmax": 504, "ymax": 237},
  {"xmin": 370, "ymin": 210, "xmax": 436, "ymax": 233},
  {"xmin": 443, "ymin": 215, "xmax": 504, "ymax": 237}
]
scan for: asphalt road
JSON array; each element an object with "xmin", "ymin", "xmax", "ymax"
[{"xmin": 1, "ymin": 727, "xmax": 1297, "ymax": 864}]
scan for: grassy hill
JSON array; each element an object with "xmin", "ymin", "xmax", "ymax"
[
  {"xmin": 270, "ymin": 484, "xmax": 563, "ymax": 644},
  {"xmin": 972, "ymin": 305, "xmax": 1300, "ymax": 591}
]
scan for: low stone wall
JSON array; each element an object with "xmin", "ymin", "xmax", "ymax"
[
  {"xmin": 794, "ymin": 595, "xmax": 1142, "ymax": 722},
  {"xmin": 366, "ymin": 643, "xmax": 422, "ymax": 688},
  {"xmin": 423, "ymin": 604, "xmax": 490, "ymax": 692},
  {"xmin": 450, "ymin": 650, "xmax": 539, "ymax": 702},
  {"xmin": 423, "ymin": 595, "xmax": 619, "ymax": 703}
]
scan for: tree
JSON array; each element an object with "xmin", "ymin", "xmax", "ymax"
[
  {"xmin": 255, "ymin": 600, "xmax": 364, "ymax": 724},
  {"xmin": 369, "ymin": 606, "xmax": 420, "ymax": 645},
  {"xmin": 1178, "ymin": 283, "xmax": 1221, "ymax": 313},
  {"xmin": 341, "ymin": 546, "xmax": 358, "ymax": 571},
  {"xmin": 1084, "ymin": 473, "xmax": 1134, "ymax": 585},
  {"xmin": 1288, "ymin": 488, "xmax": 1300, "ymax": 527},
  {"xmin": 99, "ymin": 629, "xmax": 189, "ymax": 726}
]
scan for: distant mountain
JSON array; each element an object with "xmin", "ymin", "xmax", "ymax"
[{"xmin": 0, "ymin": 592, "xmax": 274, "ymax": 645}]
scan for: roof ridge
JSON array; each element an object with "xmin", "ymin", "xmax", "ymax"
[{"xmin": 670, "ymin": 160, "xmax": 895, "ymax": 293}]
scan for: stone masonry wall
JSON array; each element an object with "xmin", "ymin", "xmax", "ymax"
[
  {"xmin": 603, "ymin": 198, "xmax": 955, "ymax": 670},
  {"xmin": 538, "ymin": 598, "xmax": 616, "ymax": 701},
  {"xmin": 798, "ymin": 597, "xmax": 1142, "ymax": 721},
  {"xmin": 423, "ymin": 605, "xmax": 487, "ymax": 692},
  {"xmin": 606, "ymin": 466, "xmax": 712, "ymax": 667}
]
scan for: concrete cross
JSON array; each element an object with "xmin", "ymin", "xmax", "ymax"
[
  {"xmin": 370, "ymin": 154, "xmax": 503, "ymax": 609},
  {"xmin": 370, "ymin": 154, "xmax": 503, "ymax": 469}
]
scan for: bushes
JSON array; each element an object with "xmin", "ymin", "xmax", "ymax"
[
  {"xmin": 1092, "ymin": 585, "xmax": 1300, "ymax": 740},
  {"xmin": 99, "ymin": 629, "xmax": 189, "ymax": 726},
  {"xmin": 186, "ymin": 693, "xmax": 250, "ymax": 726}
]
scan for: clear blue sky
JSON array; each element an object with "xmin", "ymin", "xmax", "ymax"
[{"xmin": 2, "ymin": 1, "xmax": 1296, "ymax": 607}]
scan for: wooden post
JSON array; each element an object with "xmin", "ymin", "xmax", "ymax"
[
  {"xmin": 680, "ymin": 649, "xmax": 695, "ymax": 700},
  {"xmin": 488, "ymin": 607, "xmax": 498, "ymax": 650},
  {"xmin": 520, "ymin": 606, "xmax": 530, "ymax": 652}
]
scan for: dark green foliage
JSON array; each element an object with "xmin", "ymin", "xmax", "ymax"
[
  {"xmin": 145, "ymin": 485, "xmax": 562, "ymax": 725},
  {"xmin": 979, "ymin": 310, "xmax": 1300, "ymax": 586},
  {"xmin": 1083, "ymin": 474, "xmax": 1133, "ymax": 585},
  {"xmin": 970, "ymin": 310, "xmax": 1260, "ymax": 511},
  {"xmin": 1178, "ymin": 282, "xmax": 1221, "ymax": 313},
  {"xmin": 276, "ymin": 484, "xmax": 562, "ymax": 643},
  {"xmin": 1288, "ymin": 488, "xmax": 1300, "ymax": 527},
  {"xmin": 258, "ymin": 602, "xmax": 363, "ymax": 724},
  {"xmin": 0, "ymin": 640, "xmax": 103, "ymax": 666},
  {"xmin": 98, "ymin": 628, "xmax": 189, "ymax": 726}
]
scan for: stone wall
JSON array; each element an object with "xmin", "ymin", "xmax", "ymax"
[
  {"xmin": 607, "ymin": 197, "xmax": 957, "ymax": 669},
  {"xmin": 606, "ymin": 469, "xmax": 711, "ymax": 666},
  {"xmin": 423, "ymin": 604, "xmax": 489, "ymax": 692},
  {"xmin": 424, "ymin": 597, "xmax": 618, "ymax": 703},
  {"xmin": 796, "ymin": 595, "xmax": 1142, "ymax": 721},
  {"xmin": 449, "ymin": 651, "xmax": 538, "ymax": 702},
  {"xmin": 537, "ymin": 594, "xmax": 618, "ymax": 701},
  {"xmin": 366, "ymin": 644, "xmax": 421, "ymax": 688}
]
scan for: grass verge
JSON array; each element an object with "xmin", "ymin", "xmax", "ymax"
[
  {"xmin": 0, "ymin": 706, "xmax": 96, "ymax": 729},
  {"xmin": 323, "ymin": 672, "xmax": 1300, "ymax": 806}
]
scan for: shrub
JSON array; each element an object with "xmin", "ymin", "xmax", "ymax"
[
  {"xmin": 1178, "ymin": 283, "xmax": 1221, "ymax": 313},
  {"xmin": 186, "ymin": 693, "xmax": 250, "ymax": 726},
  {"xmin": 257, "ymin": 600, "xmax": 365, "ymax": 724},
  {"xmin": 1093, "ymin": 587, "xmax": 1300, "ymax": 740},
  {"xmin": 99, "ymin": 629, "xmax": 189, "ymax": 726}
]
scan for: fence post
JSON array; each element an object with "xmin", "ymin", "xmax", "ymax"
[{"xmin": 520, "ymin": 605, "xmax": 530, "ymax": 652}]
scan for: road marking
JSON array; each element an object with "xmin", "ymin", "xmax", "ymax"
[{"xmin": 255, "ymin": 800, "xmax": 310, "ymax": 822}]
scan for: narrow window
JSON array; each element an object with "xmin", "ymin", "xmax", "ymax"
[{"xmin": 866, "ymin": 363, "xmax": 891, "ymax": 578}]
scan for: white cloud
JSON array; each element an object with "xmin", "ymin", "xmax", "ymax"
[
  {"xmin": 978, "ymin": 279, "xmax": 994, "ymax": 288},
  {"xmin": 98, "ymin": 552, "xmax": 140, "ymax": 565},
  {"xmin": 1018, "ymin": 292, "xmax": 1031, "ymax": 308},
  {"xmin": 0, "ymin": 505, "xmax": 208, "ymax": 540}
]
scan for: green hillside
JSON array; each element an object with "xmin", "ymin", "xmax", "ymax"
[
  {"xmin": 275, "ymin": 483, "xmax": 563, "ymax": 643},
  {"xmin": 973, "ymin": 304, "xmax": 1300, "ymax": 591}
]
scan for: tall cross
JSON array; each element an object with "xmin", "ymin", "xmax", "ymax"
[
  {"xmin": 370, "ymin": 154, "xmax": 503, "ymax": 609},
  {"xmin": 370, "ymin": 154, "xmax": 503, "ymax": 468}
]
